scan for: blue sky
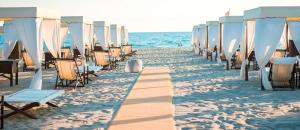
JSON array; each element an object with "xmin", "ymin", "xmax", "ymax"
[{"xmin": 0, "ymin": 0, "xmax": 299, "ymax": 32}]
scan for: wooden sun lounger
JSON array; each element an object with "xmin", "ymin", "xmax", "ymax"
[{"xmin": 0, "ymin": 89, "xmax": 64, "ymax": 128}]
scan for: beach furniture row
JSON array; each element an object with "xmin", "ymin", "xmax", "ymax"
[
  {"xmin": 191, "ymin": 6, "xmax": 300, "ymax": 91},
  {"xmin": 0, "ymin": 7, "xmax": 135, "ymax": 128}
]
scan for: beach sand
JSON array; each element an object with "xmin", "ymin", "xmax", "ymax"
[{"xmin": 1, "ymin": 48, "xmax": 300, "ymax": 129}]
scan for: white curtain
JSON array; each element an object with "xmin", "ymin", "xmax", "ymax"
[
  {"xmin": 110, "ymin": 26, "xmax": 120, "ymax": 47},
  {"xmin": 222, "ymin": 22, "xmax": 243, "ymax": 60},
  {"xmin": 60, "ymin": 27, "xmax": 69, "ymax": 48},
  {"xmin": 3, "ymin": 21, "xmax": 19, "ymax": 59},
  {"xmin": 69, "ymin": 23, "xmax": 85, "ymax": 56},
  {"xmin": 84, "ymin": 24, "xmax": 93, "ymax": 49},
  {"xmin": 288, "ymin": 21, "xmax": 300, "ymax": 52},
  {"xmin": 192, "ymin": 27, "xmax": 197, "ymax": 47},
  {"xmin": 94, "ymin": 25, "xmax": 106, "ymax": 48},
  {"xmin": 12, "ymin": 18, "xmax": 43, "ymax": 89},
  {"xmin": 121, "ymin": 26, "xmax": 126, "ymax": 45},
  {"xmin": 208, "ymin": 25, "xmax": 219, "ymax": 50},
  {"xmin": 125, "ymin": 29, "xmax": 129, "ymax": 44},
  {"xmin": 41, "ymin": 19, "xmax": 60, "ymax": 58},
  {"xmin": 199, "ymin": 27, "xmax": 206, "ymax": 50},
  {"xmin": 105, "ymin": 26, "xmax": 111, "ymax": 47},
  {"xmin": 254, "ymin": 18, "xmax": 285, "ymax": 68},
  {"xmin": 240, "ymin": 21, "xmax": 256, "ymax": 79},
  {"xmin": 255, "ymin": 18, "xmax": 285, "ymax": 90}
]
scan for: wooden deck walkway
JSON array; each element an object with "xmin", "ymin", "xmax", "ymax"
[{"xmin": 108, "ymin": 67, "xmax": 175, "ymax": 130}]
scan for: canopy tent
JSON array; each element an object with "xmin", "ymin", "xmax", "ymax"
[
  {"xmin": 206, "ymin": 21, "xmax": 219, "ymax": 51},
  {"xmin": 0, "ymin": 7, "xmax": 61, "ymax": 89},
  {"xmin": 192, "ymin": 25, "xmax": 199, "ymax": 53},
  {"xmin": 93, "ymin": 21, "xmax": 110, "ymax": 49},
  {"xmin": 121, "ymin": 25, "xmax": 129, "ymax": 45},
  {"xmin": 110, "ymin": 24, "xmax": 121, "ymax": 47},
  {"xmin": 61, "ymin": 16, "xmax": 93, "ymax": 56},
  {"xmin": 219, "ymin": 16, "xmax": 244, "ymax": 69},
  {"xmin": 241, "ymin": 6, "xmax": 300, "ymax": 86}
]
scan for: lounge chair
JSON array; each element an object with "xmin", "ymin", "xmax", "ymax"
[
  {"xmin": 109, "ymin": 47, "xmax": 121, "ymax": 68},
  {"xmin": 55, "ymin": 58, "xmax": 85, "ymax": 89},
  {"xmin": 44, "ymin": 52, "xmax": 55, "ymax": 69},
  {"xmin": 231, "ymin": 51, "xmax": 242, "ymax": 69},
  {"xmin": 73, "ymin": 49, "xmax": 81, "ymax": 58},
  {"xmin": 267, "ymin": 57, "xmax": 297, "ymax": 90},
  {"xmin": 0, "ymin": 89, "xmax": 64, "ymax": 128},
  {"xmin": 61, "ymin": 48, "xmax": 72, "ymax": 59},
  {"xmin": 94, "ymin": 51, "xmax": 111, "ymax": 70},
  {"xmin": 21, "ymin": 51, "xmax": 35, "ymax": 71},
  {"xmin": 122, "ymin": 44, "xmax": 136, "ymax": 57},
  {"xmin": 247, "ymin": 51, "xmax": 259, "ymax": 70},
  {"xmin": 207, "ymin": 50, "xmax": 212, "ymax": 61}
]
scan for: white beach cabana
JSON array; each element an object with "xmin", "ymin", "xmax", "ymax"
[
  {"xmin": 0, "ymin": 7, "xmax": 62, "ymax": 89},
  {"xmin": 241, "ymin": 6, "xmax": 300, "ymax": 90},
  {"xmin": 110, "ymin": 24, "xmax": 121, "ymax": 47},
  {"xmin": 61, "ymin": 16, "xmax": 93, "ymax": 56},
  {"xmin": 121, "ymin": 25, "xmax": 129, "ymax": 45},
  {"xmin": 219, "ymin": 16, "xmax": 244, "ymax": 69},
  {"xmin": 93, "ymin": 21, "xmax": 110, "ymax": 49},
  {"xmin": 206, "ymin": 21, "xmax": 219, "ymax": 60}
]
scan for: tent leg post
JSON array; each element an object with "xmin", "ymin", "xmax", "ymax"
[
  {"xmin": 226, "ymin": 60, "xmax": 229, "ymax": 70},
  {"xmin": 245, "ymin": 65, "xmax": 249, "ymax": 81}
]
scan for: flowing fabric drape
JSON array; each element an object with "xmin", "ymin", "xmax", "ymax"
[
  {"xmin": 84, "ymin": 24, "xmax": 93, "ymax": 49},
  {"xmin": 12, "ymin": 18, "xmax": 43, "ymax": 89},
  {"xmin": 69, "ymin": 23, "xmax": 85, "ymax": 56},
  {"xmin": 60, "ymin": 27, "xmax": 69, "ymax": 49},
  {"xmin": 198, "ymin": 27, "xmax": 206, "ymax": 50},
  {"xmin": 121, "ymin": 26, "xmax": 126, "ymax": 45},
  {"xmin": 254, "ymin": 18, "xmax": 285, "ymax": 90},
  {"xmin": 288, "ymin": 21, "xmax": 300, "ymax": 52},
  {"xmin": 222, "ymin": 22, "xmax": 243, "ymax": 60},
  {"xmin": 105, "ymin": 26, "xmax": 111, "ymax": 47},
  {"xmin": 125, "ymin": 29, "xmax": 129, "ymax": 45},
  {"xmin": 254, "ymin": 18, "xmax": 285, "ymax": 68},
  {"xmin": 240, "ymin": 21, "xmax": 256, "ymax": 78},
  {"xmin": 207, "ymin": 25, "xmax": 219, "ymax": 50},
  {"xmin": 110, "ymin": 26, "xmax": 120, "ymax": 47},
  {"xmin": 41, "ymin": 19, "xmax": 60, "ymax": 58},
  {"xmin": 94, "ymin": 25, "xmax": 107, "ymax": 49},
  {"xmin": 3, "ymin": 21, "xmax": 19, "ymax": 59}
]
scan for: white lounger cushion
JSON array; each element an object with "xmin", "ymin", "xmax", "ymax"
[{"xmin": 5, "ymin": 89, "xmax": 64, "ymax": 104}]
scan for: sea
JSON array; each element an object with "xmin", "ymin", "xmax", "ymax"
[{"xmin": 0, "ymin": 32, "xmax": 192, "ymax": 48}]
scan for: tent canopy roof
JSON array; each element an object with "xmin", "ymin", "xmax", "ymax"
[
  {"xmin": 94, "ymin": 21, "xmax": 105, "ymax": 27},
  {"xmin": 244, "ymin": 6, "xmax": 300, "ymax": 20},
  {"xmin": 219, "ymin": 16, "xmax": 243, "ymax": 23},
  {"xmin": 61, "ymin": 16, "xmax": 92, "ymax": 24},
  {"xmin": 0, "ymin": 7, "xmax": 59, "ymax": 20},
  {"xmin": 206, "ymin": 21, "xmax": 219, "ymax": 26}
]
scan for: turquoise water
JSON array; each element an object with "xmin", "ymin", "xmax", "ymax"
[
  {"xmin": 0, "ymin": 32, "xmax": 192, "ymax": 48},
  {"xmin": 129, "ymin": 32, "xmax": 191, "ymax": 48}
]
